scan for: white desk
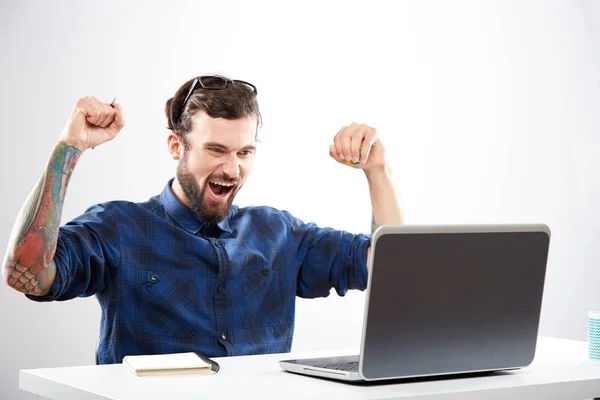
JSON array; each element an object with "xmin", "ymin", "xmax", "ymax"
[{"xmin": 19, "ymin": 337, "xmax": 600, "ymax": 400}]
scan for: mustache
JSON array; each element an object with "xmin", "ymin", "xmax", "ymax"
[{"xmin": 206, "ymin": 174, "xmax": 238, "ymax": 185}]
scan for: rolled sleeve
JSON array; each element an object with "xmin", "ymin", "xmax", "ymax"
[
  {"xmin": 287, "ymin": 212, "xmax": 370, "ymax": 298},
  {"xmin": 26, "ymin": 203, "xmax": 120, "ymax": 302}
]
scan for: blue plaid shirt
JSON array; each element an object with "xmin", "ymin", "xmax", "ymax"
[{"xmin": 27, "ymin": 179, "xmax": 370, "ymax": 364}]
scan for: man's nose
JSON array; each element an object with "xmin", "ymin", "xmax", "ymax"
[{"xmin": 221, "ymin": 153, "xmax": 240, "ymax": 179}]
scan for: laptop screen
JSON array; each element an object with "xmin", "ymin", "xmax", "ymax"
[{"xmin": 361, "ymin": 227, "xmax": 550, "ymax": 380}]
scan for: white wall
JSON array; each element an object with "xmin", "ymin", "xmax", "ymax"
[{"xmin": 1, "ymin": 0, "xmax": 599, "ymax": 398}]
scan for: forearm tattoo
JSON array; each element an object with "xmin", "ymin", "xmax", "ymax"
[
  {"xmin": 3, "ymin": 143, "xmax": 81, "ymax": 294},
  {"xmin": 371, "ymin": 214, "xmax": 380, "ymax": 236}
]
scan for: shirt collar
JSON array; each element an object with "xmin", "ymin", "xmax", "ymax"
[{"xmin": 160, "ymin": 178, "xmax": 232, "ymax": 234}]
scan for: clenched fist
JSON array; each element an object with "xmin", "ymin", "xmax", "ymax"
[
  {"xmin": 329, "ymin": 123, "xmax": 387, "ymax": 171},
  {"xmin": 59, "ymin": 96, "xmax": 125, "ymax": 151}
]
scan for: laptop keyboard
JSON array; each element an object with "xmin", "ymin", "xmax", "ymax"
[{"xmin": 314, "ymin": 361, "xmax": 360, "ymax": 372}]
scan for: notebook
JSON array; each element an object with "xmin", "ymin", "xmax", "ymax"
[{"xmin": 122, "ymin": 352, "xmax": 220, "ymax": 377}]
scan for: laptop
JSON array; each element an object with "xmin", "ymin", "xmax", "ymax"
[{"xmin": 280, "ymin": 224, "xmax": 550, "ymax": 382}]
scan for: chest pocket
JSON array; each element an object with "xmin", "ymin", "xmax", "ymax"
[
  {"xmin": 142, "ymin": 269, "xmax": 199, "ymax": 337},
  {"xmin": 242, "ymin": 253, "xmax": 293, "ymax": 328}
]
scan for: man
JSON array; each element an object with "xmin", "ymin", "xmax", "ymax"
[{"xmin": 2, "ymin": 75, "xmax": 403, "ymax": 364}]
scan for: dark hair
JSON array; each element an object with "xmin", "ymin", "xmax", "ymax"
[{"xmin": 165, "ymin": 75, "xmax": 261, "ymax": 144}]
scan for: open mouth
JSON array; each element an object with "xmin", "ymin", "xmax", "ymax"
[{"xmin": 208, "ymin": 180, "xmax": 235, "ymax": 198}]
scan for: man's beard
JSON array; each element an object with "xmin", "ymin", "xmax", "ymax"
[{"xmin": 176, "ymin": 153, "xmax": 238, "ymax": 225}]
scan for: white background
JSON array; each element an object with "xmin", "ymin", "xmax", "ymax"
[{"xmin": 1, "ymin": 1, "xmax": 599, "ymax": 399}]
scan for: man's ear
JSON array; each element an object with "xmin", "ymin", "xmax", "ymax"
[{"xmin": 167, "ymin": 134, "xmax": 182, "ymax": 160}]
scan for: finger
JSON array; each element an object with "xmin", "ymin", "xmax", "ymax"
[
  {"xmin": 95, "ymin": 105, "xmax": 112, "ymax": 128},
  {"xmin": 110, "ymin": 103, "xmax": 126, "ymax": 130},
  {"xmin": 340, "ymin": 123, "xmax": 357, "ymax": 161},
  {"xmin": 106, "ymin": 104, "xmax": 125, "ymax": 137},
  {"xmin": 350, "ymin": 125, "xmax": 366, "ymax": 163},
  {"xmin": 97, "ymin": 98, "xmax": 117, "ymax": 127},
  {"xmin": 360, "ymin": 126, "xmax": 378, "ymax": 164},
  {"xmin": 329, "ymin": 144, "xmax": 343, "ymax": 163},
  {"xmin": 333, "ymin": 126, "xmax": 346, "ymax": 161},
  {"xmin": 85, "ymin": 106, "xmax": 102, "ymax": 126},
  {"xmin": 99, "ymin": 104, "xmax": 116, "ymax": 128},
  {"xmin": 99, "ymin": 111, "xmax": 116, "ymax": 128},
  {"xmin": 79, "ymin": 96, "xmax": 103, "ymax": 125}
]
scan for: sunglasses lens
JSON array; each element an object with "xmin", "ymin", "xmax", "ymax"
[{"xmin": 199, "ymin": 76, "xmax": 228, "ymax": 89}]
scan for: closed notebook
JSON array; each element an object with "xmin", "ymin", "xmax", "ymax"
[{"xmin": 122, "ymin": 352, "xmax": 220, "ymax": 377}]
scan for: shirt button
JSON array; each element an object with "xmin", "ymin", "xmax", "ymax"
[
  {"xmin": 151, "ymin": 274, "xmax": 158, "ymax": 281},
  {"xmin": 215, "ymin": 241, "xmax": 221, "ymax": 248},
  {"xmin": 262, "ymin": 269, "xmax": 270, "ymax": 276},
  {"xmin": 217, "ymin": 286, "xmax": 224, "ymax": 293},
  {"xmin": 221, "ymin": 333, "xmax": 227, "ymax": 340}
]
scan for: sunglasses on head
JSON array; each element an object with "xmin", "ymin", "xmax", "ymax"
[{"xmin": 178, "ymin": 76, "xmax": 257, "ymax": 122}]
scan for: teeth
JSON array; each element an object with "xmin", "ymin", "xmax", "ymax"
[{"xmin": 210, "ymin": 181, "xmax": 234, "ymax": 187}]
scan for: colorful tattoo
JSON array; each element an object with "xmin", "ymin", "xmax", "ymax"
[{"xmin": 3, "ymin": 142, "xmax": 81, "ymax": 295}]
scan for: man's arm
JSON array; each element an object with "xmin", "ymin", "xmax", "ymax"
[
  {"xmin": 330, "ymin": 122, "xmax": 404, "ymax": 268},
  {"xmin": 364, "ymin": 164, "xmax": 404, "ymax": 264},
  {"xmin": 2, "ymin": 143, "xmax": 81, "ymax": 295},
  {"xmin": 2, "ymin": 96, "xmax": 124, "ymax": 295}
]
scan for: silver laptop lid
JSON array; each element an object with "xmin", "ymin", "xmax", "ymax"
[{"xmin": 359, "ymin": 224, "xmax": 550, "ymax": 381}]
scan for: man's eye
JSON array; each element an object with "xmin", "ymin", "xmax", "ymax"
[
  {"xmin": 209, "ymin": 148, "xmax": 224, "ymax": 153},
  {"xmin": 239, "ymin": 150, "xmax": 253, "ymax": 156}
]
